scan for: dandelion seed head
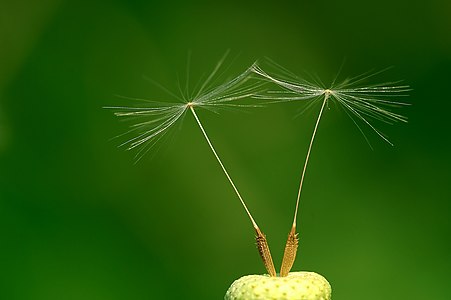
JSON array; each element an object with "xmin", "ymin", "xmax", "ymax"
[
  {"xmin": 106, "ymin": 53, "xmax": 262, "ymax": 162},
  {"xmin": 251, "ymin": 60, "xmax": 410, "ymax": 147}
]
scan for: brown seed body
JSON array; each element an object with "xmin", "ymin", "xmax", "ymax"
[
  {"xmin": 255, "ymin": 227, "xmax": 276, "ymax": 277},
  {"xmin": 280, "ymin": 225, "xmax": 299, "ymax": 277}
]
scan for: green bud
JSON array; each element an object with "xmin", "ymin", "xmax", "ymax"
[{"xmin": 225, "ymin": 271, "xmax": 331, "ymax": 300}]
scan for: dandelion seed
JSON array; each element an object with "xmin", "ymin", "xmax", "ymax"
[
  {"xmin": 106, "ymin": 54, "xmax": 277, "ymax": 276},
  {"xmin": 251, "ymin": 60, "xmax": 410, "ymax": 276}
]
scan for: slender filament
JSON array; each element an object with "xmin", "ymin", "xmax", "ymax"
[
  {"xmin": 189, "ymin": 105, "xmax": 258, "ymax": 229},
  {"xmin": 189, "ymin": 105, "xmax": 276, "ymax": 276},
  {"xmin": 293, "ymin": 94, "xmax": 329, "ymax": 227},
  {"xmin": 280, "ymin": 93, "xmax": 329, "ymax": 276}
]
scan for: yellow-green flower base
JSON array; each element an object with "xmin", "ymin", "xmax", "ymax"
[{"xmin": 225, "ymin": 271, "xmax": 331, "ymax": 300}]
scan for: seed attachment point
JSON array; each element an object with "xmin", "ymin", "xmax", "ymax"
[{"xmin": 323, "ymin": 89, "xmax": 333, "ymax": 97}]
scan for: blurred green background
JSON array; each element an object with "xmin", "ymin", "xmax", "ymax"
[{"xmin": 1, "ymin": 0, "xmax": 450, "ymax": 299}]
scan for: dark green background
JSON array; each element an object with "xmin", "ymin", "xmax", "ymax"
[{"xmin": 1, "ymin": 0, "xmax": 450, "ymax": 299}]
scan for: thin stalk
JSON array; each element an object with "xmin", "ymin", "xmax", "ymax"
[
  {"xmin": 280, "ymin": 92, "xmax": 330, "ymax": 276},
  {"xmin": 189, "ymin": 104, "xmax": 276, "ymax": 276}
]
